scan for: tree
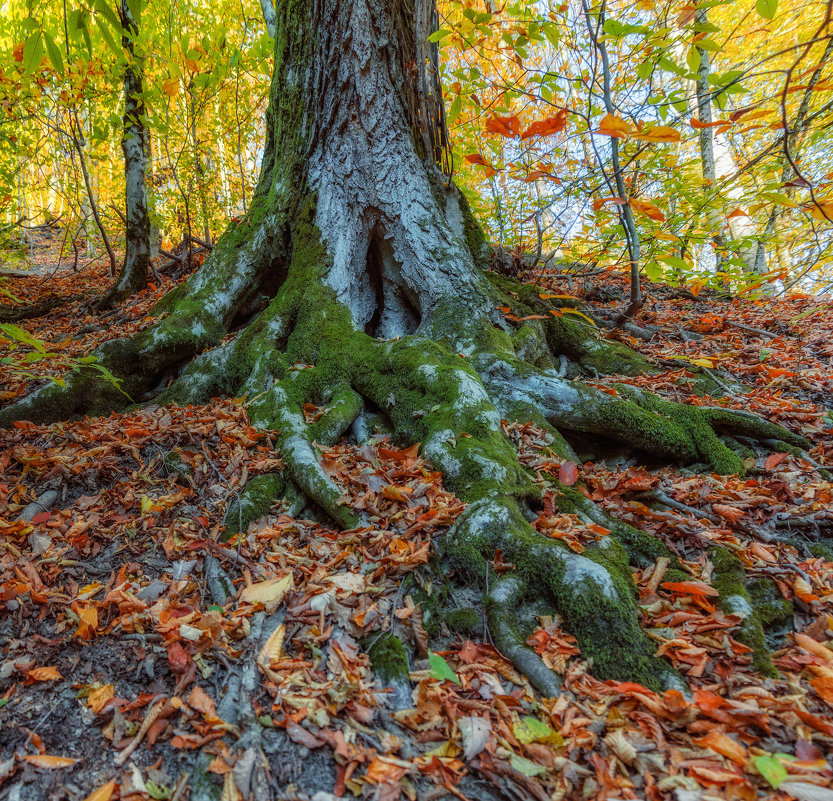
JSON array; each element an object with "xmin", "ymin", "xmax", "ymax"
[
  {"xmin": 97, "ymin": 0, "xmax": 151, "ymax": 307},
  {"xmin": 0, "ymin": 0, "xmax": 810, "ymax": 696}
]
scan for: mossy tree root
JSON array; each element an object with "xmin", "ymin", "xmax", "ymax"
[
  {"xmin": 0, "ymin": 207, "xmax": 811, "ymax": 696},
  {"xmin": 710, "ymin": 546, "xmax": 778, "ymax": 677}
]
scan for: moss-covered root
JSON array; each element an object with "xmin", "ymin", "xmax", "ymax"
[
  {"xmin": 444, "ymin": 497, "xmax": 684, "ymax": 693},
  {"xmin": 223, "ymin": 473, "xmax": 286, "ymax": 540},
  {"xmin": 710, "ymin": 546, "xmax": 777, "ymax": 677},
  {"xmin": 368, "ymin": 633, "xmax": 413, "ymax": 711},
  {"xmin": 486, "ymin": 574, "xmax": 561, "ymax": 698},
  {"xmin": 0, "ymin": 211, "xmax": 280, "ymax": 430},
  {"xmin": 245, "ymin": 382, "xmax": 359, "ymax": 530}
]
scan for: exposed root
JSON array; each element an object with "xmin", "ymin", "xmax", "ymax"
[
  {"xmin": 0, "ymin": 205, "xmax": 813, "ymax": 698},
  {"xmin": 486, "ymin": 574, "xmax": 562, "ymax": 698}
]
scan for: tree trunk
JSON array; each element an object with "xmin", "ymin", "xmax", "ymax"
[
  {"xmin": 694, "ymin": 9, "xmax": 757, "ymax": 275},
  {"xmin": 0, "ymin": 0, "xmax": 809, "ymax": 698},
  {"xmin": 97, "ymin": 0, "xmax": 151, "ymax": 308}
]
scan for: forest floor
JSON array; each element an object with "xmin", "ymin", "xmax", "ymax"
[{"xmin": 1, "ymin": 236, "xmax": 833, "ymax": 801}]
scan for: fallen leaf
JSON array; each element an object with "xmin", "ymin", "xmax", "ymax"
[
  {"xmin": 21, "ymin": 755, "xmax": 78, "ymax": 769},
  {"xmin": 458, "ymin": 716, "xmax": 491, "ymax": 760},
  {"xmin": 239, "ymin": 574, "xmax": 292, "ymax": 605},
  {"xmin": 25, "ymin": 666, "xmax": 62, "ymax": 682},
  {"xmin": 81, "ymin": 779, "xmax": 118, "ymax": 801},
  {"xmin": 693, "ymin": 731, "xmax": 748, "ymax": 765}
]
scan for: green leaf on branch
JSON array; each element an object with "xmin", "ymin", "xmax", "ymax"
[
  {"xmin": 44, "ymin": 32, "xmax": 64, "ymax": 75},
  {"xmin": 428, "ymin": 29, "xmax": 452, "ymax": 43},
  {"xmin": 448, "ymin": 94, "xmax": 462, "ymax": 123},
  {"xmin": 23, "ymin": 32, "xmax": 44, "ymax": 75}
]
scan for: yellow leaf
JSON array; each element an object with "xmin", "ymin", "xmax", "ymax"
[
  {"xmin": 221, "ymin": 771, "xmax": 241, "ymax": 801},
  {"xmin": 87, "ymin": 683, "xmax": 114, "ymax": 714},
  {"xmin": 806, "ymin": 201, "xmax": 833, "ymax": 222},
  {"xmin": 632, "ymin": 125, "xmax": 681, "ymax": 143},
  {"xmin": 561, "ymin": 308, "xmax": 597, "ymax": 326},
  {"xmin": 257, "ymin": 623, "xmax": 286, "ymax": 671},
  {"xmin": 240, "ymin": 574, "xmax": 292, "ymax": 606},
  {"xmin": 162, "ymin": 77, "xmax": 180, "ymax": 97},
  {"xmin": 82, "ymin": 779, "xmax": 117, "ymax": 801},
  {"xmin": 691, "ymin": 358, "xmax": 715, "ymax": 368},
  {"xmin": 596, "ymin": 113, "xmax": 632, "ymax": 138},
  {"xmin": 21, "ymin": 755, "xmax": 78, "ymax": 769}
]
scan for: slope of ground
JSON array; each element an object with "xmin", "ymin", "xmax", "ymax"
[{"xmin": 1, "ymin": 248, "xmax": 832, "ymax": 801}]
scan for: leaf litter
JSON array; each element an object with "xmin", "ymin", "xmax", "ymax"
[{"xmin": 1, "ymin": 262, "xmax": 833, "ymax": 800}]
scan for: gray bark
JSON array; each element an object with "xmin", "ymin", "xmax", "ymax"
[
  {"xmin": 258, "ymin": 0, "xmax": 276, "ymax": 38},
  {"xmin": 274, "ymin": 0, "xmax": 493, "ymax": 339},
  {"xmin": 109, "ymin": 0, "xmax": 151, "ymax": 300}
]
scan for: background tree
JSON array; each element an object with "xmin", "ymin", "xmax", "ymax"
[{"xmin": 98, "ymin": 0, "xmax": 151, "ymax": 307}]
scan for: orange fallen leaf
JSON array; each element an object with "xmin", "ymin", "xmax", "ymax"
[
  {"xmin": 793, "ymin": 576, "xmax": 820, "ymax": 603},
  {"xmin": 82, "ymin": 779, "xmax": 117, "ymax": 801},
  {"xmin": 87, "ymin": 684, "xmax": 114, "ymax": 714},
  {"xmin": 809, "ymin": 676, "xmax": 833, "ymax": 708},
  {"xmin": 188, "ymin": 685, "xmax": 217, "ymax": 717},
  {"xmin": 661, "ymin": 581, "xmax": 720, "ymax": 597},
  {"xmin": 21, "ymin": 754, "xmax": 78, "ymax": 769},
  {"xmin": 25, "ymin": 666, "xmax": 62, "ymax": 682},
  {"xmin": 72, "ymin": 601, "xmax": 99, "ymax": 639},
  {"xmin": 764, "ymin": 451, "xmax": 788, "ymax": 471},
  {"xmin": 795, "ymin": 633, "xmax": 833, "ymax": 664},
  {"xmin": 693, "ymin": 731, "xmax": 748, "ymax": 765},
  {"xmin": 712, "ymin": 504, "xmax": 744, "ymax": 524}
]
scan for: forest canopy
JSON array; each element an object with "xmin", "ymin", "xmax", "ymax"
[{"xmin": 2, "ymin": 0, "xmax": 832, "ymax": 294}]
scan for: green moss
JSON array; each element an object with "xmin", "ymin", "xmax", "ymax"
[
  {"xmin": 445, "ymin": 608, "xmax": 481, "ymax": 635},
  {"xmin": 223, "ymin": 473, "xmax": 285, "ymax": 540},
  {"xmin": 613, "ymin": 386, "xmax": 744, "ymax": 474},
  {"xmin": 710, "ymin": 546, "xmax": 777, "ymax": 677},
  {"xmin": 163, "ymin": 450, "xmax": 192, "ymax": 484},
  {"xmin": 809, "ymin": 543, "xmax": 833, "ymax": 562},
  {"xmin": 368, "ymin": 632, "xmax": 409, "ymax": 685},
  {"xmin": 445, "ymin": 498, "xmax": 679, "ymax": 691}
]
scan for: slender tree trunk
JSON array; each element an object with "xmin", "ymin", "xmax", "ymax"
[
  {"xmin": 694, "ymin": 9, "xmax": 757, "ymax": 275},
  {"xmin": 259, "ymin": 0, "xmax": 276, "ymax": 38},
  {"xmin": 145, "ymin": 129, "xmax": 161, "ymax": 261},
  {"xmin": 98, "ymin": 0, "xmax": 151, "ymax": 307}
]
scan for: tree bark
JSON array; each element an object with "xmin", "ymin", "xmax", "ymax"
[
  {"xmin": 97, "ymin": 0, "xmax": 151, "ymax": 308},
  {"xmin": 0, "ymin": 0, "xmax": 810, "ymax": 700}
]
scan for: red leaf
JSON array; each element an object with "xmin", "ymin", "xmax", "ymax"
[
  {"xmin": 712, "ymin": 503, "xmax": 744, "ymax": 523},
  {"xmin": 764, "ymin": 452, "xmax": 788, "ymax": 471},
  {"xmin": 30, "ymin": 511, "xmax": 51, "ymax": 524},
  {"xmin": 484, "ymin": 115, "xmax": 521, "ymax": 137},
  {"xmin": 464, "ymin": 153, "xmax": 490, "ymax": 166},
  {"xmin": 167, "ymin": 641, "xmax": 191, "ymax": 673},
  {"xmin": 558, "ymin": 461, "xmax": 579, "ymax": 486},
  {"xmin": 661, "ymin": 580, "xmax": 720, "ymax": 597},
  {"xmin": 520, "ymin": 109, "xmax": 568, "ymax": 139}
]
